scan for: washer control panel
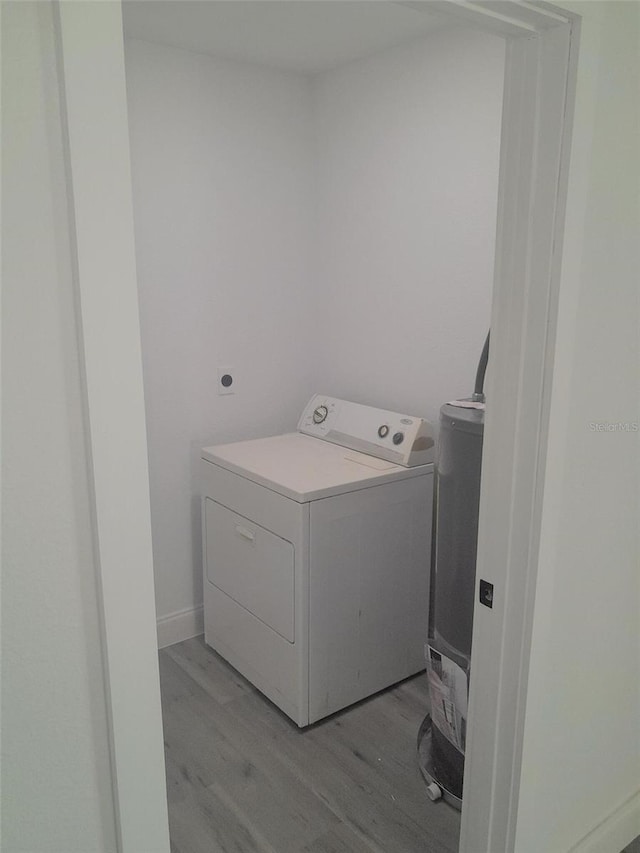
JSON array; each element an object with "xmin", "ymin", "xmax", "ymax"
[{"xmin": 298, "ymin": 395, "xmax": 434, "ymax": 467}]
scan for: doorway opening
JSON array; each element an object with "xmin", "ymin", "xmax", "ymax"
[
  {"xmin": 55, "ymin": 2, "xmax": 580, "ymax": 850},
  {"xmin": 123, "ymin": 3, "xmax": 502, "ymax": 849}
]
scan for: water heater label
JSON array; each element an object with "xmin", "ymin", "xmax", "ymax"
[{"xmin": 425, "ymin": 645, "xmax": 468, "ymax": 753}]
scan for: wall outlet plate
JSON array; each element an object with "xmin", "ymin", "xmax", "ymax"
[{"xmin": 217, "ymin": 367, "xmax": 235, "ymax": 395}]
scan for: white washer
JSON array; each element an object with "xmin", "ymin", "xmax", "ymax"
[{"xmin": 201, "ymin": 395, "xmax": 435, "ymax": 726}]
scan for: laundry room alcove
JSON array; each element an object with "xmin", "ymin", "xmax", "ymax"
[{"xmin": 122, "ymin": 2, "xmax": 505, "ymax": 850}]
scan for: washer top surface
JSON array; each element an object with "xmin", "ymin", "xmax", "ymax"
[{"xmin": 202, "ymin": 433, "xmax": 432, "ymax": 503}]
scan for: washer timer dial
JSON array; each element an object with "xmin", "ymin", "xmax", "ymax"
[
  {"xmin": 313, "ymin": 405, "xmax": 329, "ymax": 424},
  {"xmin": 378, "ymin": 425, "xmax": 389, "ymax": 438}
]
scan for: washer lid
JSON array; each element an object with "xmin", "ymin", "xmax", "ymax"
[{"xmin": 202, "ymin": 433, "xmax": 432, "ymax": 503}]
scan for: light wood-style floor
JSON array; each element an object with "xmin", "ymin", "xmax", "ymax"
[{"xmin": 159, "ymin": 636, "xmax": 461, "ymax": 853}]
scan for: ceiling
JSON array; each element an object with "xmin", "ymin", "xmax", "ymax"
[{"xmin": 122, "ymin": 1, "xmax": 449, "ymax": 75}]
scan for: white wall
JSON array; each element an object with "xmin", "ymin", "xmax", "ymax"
[
  {"xmin": 311, "ymin": 28, "xmax": 504, "ymax": 424},
  {"xmin": 124, "ymin": 40, "xmax": 316, "ymax": 639},
  {"xmin": 516, "ymin": 3, "xmax": 640, "ymax": 851},
  {"xmin": 1, "ymin": 3, "xmax": 117, "ymax": 850},
  {"xmin": 125, "ymin": 28, "xmax": 504, "ymax": 642}
]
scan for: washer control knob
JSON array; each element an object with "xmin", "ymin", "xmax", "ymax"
[
  {"xmin": 313, "ymin": 405, "xmax": 329, "ymax": 424},
  {"xmin": 392, "ymin": 431, "xmax": 405, "ymax": 445},
  {"xmin": 378, "ymin": 424, "xmax": 390, "ymax": 438}
]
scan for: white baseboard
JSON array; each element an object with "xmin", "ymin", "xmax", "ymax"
[
  {"xmin": 570, "ymin": 789, "xmax": 640, "ymax": 853},
  {"xmin": 156, "ymin": 604, "xmax": 204, "ymax": 649}
]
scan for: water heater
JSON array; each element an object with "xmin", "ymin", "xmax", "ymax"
[{"xmin": 418, "ymin": 334, "xmax": 488, "ymax": 807}]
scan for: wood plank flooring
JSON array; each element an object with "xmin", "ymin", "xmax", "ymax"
[{"xmin": 159, "ymin": 636, "xmax": 460, "ymax": 853}]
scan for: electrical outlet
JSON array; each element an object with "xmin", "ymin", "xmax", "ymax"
[{"xmin": 217, "ymin": 367, "xmax": 235, "ymax": 395}]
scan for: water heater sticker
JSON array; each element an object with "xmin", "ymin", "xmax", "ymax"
[{"xmin": 425, "ymin": 645, "xmax": 468, "ymax": 753}]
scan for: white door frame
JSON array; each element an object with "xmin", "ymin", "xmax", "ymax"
[
  {"xmin": 54, "ymin": 2, "xmax": 170, "ymax": 850},
  {"xmin": 426, "ymin": 6, "xmax": 580, "ymax": 853},
  {"xmin": 54, "ymin": 2, "xmax": 580, "ymax": 851}
]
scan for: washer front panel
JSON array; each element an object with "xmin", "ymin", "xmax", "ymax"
[
  {"xmin": 205, "ymin": 498, "xmax": 295, "ymax": 642},
  {"xmin": 202, "ymin": 453, "xmax": 433, "ymax": 727}
]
